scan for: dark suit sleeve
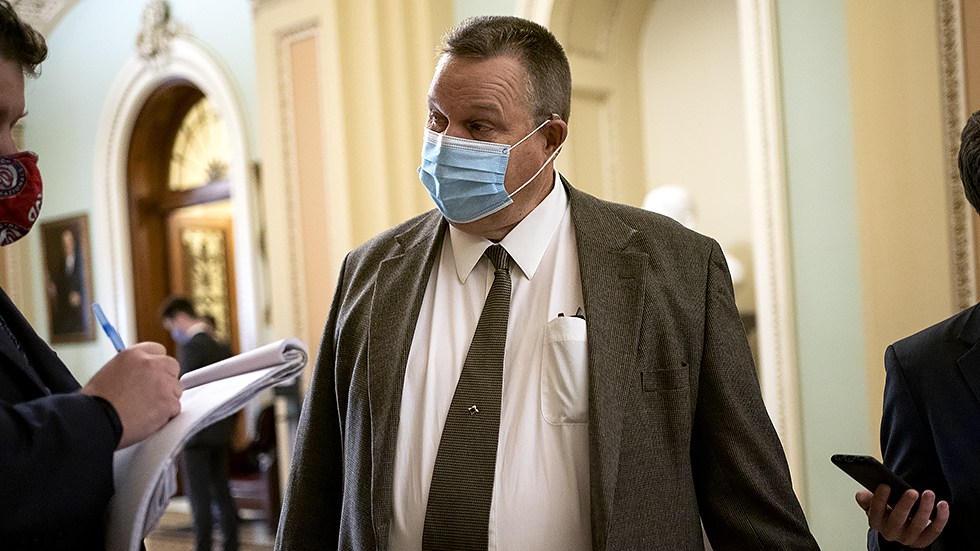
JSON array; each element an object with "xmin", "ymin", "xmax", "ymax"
[
  {"xmin": 691, "ymin": 242, "xmax": 819, "ymax": 550},
  {"xmin": 0, "ymin": 385, "xmax": 119, "ymax": 537},
  {"xmin": 0, "ymin": 285, "xmax": 119, "ymax": 542},
  {"xmin": 276, "ymin": 256, "xmax": 349, "ymax": 551},
  {"xmin": 867, "ymin": 345, "xmax": 948, "ymax": 551}
]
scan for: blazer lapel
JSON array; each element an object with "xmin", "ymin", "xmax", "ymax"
[
  {"xmin": 0, "ymin": 286, "xmax": 69, "ymax": 395},
  {"xmin": 567, "ymin": 183, "xmax": 645, "ymax": 551},
  {"xmin": 955, "ymin": 304, "xmax": 980, "ymax": 407},
  {"xmin": 367, "ymin": 211, "xmax": 447, "ymax": 545}
]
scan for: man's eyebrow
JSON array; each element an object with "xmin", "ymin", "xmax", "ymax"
[
  {"xmin": 466, "ymin": 102, "xmax": 503, "ymax": 118},
  {"xmin": 425, "ymin": 98, "xmax": 503, "ymax": 119}
]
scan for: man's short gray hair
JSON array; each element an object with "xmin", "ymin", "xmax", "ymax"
[{"xmin": 441, "ymin": 15, "xmax": 572, "ymax": 124}]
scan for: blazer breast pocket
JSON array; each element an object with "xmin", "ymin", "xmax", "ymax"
[
  {"xmin": 541, "ymin": 315, "xmax": 588, "ymax": 425},
  {"xmin": 640, "ymin": 363, "xmax": 690, "ymax": 392}
]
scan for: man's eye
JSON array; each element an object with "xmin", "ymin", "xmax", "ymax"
[
  {"xmin": 468, "ymin": 123, "xmax": 493, "ymax": 136},
  {"xmin": 427, "ymin": 114, "xmax": 448, "ymax": 132}
]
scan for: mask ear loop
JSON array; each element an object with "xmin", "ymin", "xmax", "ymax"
[
  {"xmin": 510, "ymin": 117, "xmax": 553, "ymax": 149},
  {"xmin": 508, "ymin": 114, "xmax": 564, "ymax": 198}
]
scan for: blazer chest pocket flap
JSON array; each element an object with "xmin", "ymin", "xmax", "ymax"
[
  {"xmin": 641, "ymin": 363, "xmax": 689, "ymax": 392},
  {"xmin": 541, "ymin": 315, "xmax": 588, "ymax": 425}
]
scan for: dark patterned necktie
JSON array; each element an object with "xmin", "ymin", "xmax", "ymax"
[{"xmin": 422, "ymin": 244, "xmax": 511, "ymax": 551}]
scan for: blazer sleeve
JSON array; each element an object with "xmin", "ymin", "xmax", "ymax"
[
  {"xmin": 0, "ymin": 284, "xmax": 119, "ymax": 540},
  {"xmin": 690, "ymin": 242, "xmax": 819, "ymax": 550},
  {"xmin": 276, "ymin": 255, "xmax": 349, "ymax": 551},
  {"xmin": 867, "ymin": 344, "xmax": 949, "ymax": 551},
  {"xmin": 0, "ymin": 380, "xmax": 119, "ymax": 537}
]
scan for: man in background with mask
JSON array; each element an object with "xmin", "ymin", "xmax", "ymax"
[
  {"xmin": 277, "ymin": 15, "xmax": 819, "ymax": 550},
  {"xmin": 0, "ymin": 2, "xmax": 183, "ymax": 548},
  {"xmin": 159, "ymin": 296, "xmax": 239, "ymax": 551}
]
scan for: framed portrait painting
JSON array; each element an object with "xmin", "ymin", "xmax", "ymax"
[{"xmin": 40, "ymin": 214, "xmax": 96, "ymax": 343}]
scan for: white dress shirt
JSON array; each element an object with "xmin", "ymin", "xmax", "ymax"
[{"xmin": 389, "ymin": 172, "xmax": 591, "ymax": 551}]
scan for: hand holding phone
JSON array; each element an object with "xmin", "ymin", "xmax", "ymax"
[
  {"xmin": 834, "ymin": 454, "xmax": 949, "ymax": 548},
  {"xmin": 831, "ymin": 454, "xmax": 913, "ymax": 508}
]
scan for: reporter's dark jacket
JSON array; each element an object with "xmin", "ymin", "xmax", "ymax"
[
  {"xmin": 870, "ymin": 303, "xmax": 980, "ymax": 550},
  {"xmin": 0, "ymin": 287, "xmax": 120, "ymax": 550}
]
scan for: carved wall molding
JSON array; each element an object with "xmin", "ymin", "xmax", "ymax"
[
  {"xmin": 735, "ymin": 0, "xmax": 804, "ymax": 499},
  {"xmin": 135, "ymin": 0, "xmax": 190, "ymax": 63},
  {"xmin": 275, "ymin": 22, "xmax": 320, "ymax": 342},
  {"xmin": 935, "ymin": 0, "xmax": 976, "ymax": 310},
  {"xmin": 11, "ymin": 0, "xmax": 75, "ymax": 36}
]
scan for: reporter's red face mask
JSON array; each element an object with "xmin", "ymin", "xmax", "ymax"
[{"xmin": 0, "ymin": 151, "xmax": 42, "ymax": 246}]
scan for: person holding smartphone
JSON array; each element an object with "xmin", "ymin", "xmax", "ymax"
[{"xmin": 854, "ymin": 111, "xmax": 980, "ymax": 550}]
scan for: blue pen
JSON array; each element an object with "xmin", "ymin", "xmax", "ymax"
[{"xmin": 92, "ymin": 303, "xmax": 126, "ymax": 352}]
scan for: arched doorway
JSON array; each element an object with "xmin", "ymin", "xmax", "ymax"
[
  {"xmin": 93, "ymin": 38, "xmax": 262, "ymax": 359},
  {"xmin": 126, "ymin": 81, "xmax": 239, "ymax": 354}
]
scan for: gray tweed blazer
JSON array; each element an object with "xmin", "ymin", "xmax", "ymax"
[{"xmin": 275, "ymin": 179, "xmax": 820, "ymax": 551}]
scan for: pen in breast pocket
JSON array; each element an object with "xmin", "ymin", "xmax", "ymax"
[
  {"xmin": 92, "ymin": 303, "xmax": 126, "ymax": 352},
  {"xmin": 557, "ymin": 307, "xmax": 586, "ymax": 320}
]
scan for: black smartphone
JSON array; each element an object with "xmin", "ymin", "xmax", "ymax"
[{"xmin": 831, "ymin": 454, "xmax": 914, "ymax": 508}]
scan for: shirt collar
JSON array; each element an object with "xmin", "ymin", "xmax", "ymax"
[{"xmin": 448, "ymin": 169, "xmax": 568, "ymax": 283}]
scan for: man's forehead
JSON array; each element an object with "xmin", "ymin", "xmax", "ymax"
[{"xmin": 428, "ymin": 55, "xmax": 529, "ymax": 117}]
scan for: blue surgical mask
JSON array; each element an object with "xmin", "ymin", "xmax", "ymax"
[
  {"xmin": 417, "ymin": 118, "xmax": 560, "ymax": 223},
  {"xmin": 170, "ymin": 328, "xmax": 191, "ymax": 344}
]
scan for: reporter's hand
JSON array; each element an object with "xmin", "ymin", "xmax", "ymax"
[
  {"xmin": 80, "ymin": 342, "xmax": 182, "ymax": 449},
  {"xmin": 856, "ymin": 484, "xmax": 949, "ymax": 549}
]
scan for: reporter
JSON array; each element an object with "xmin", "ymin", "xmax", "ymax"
[{"xmin": 0, "ymin": 2, "xmax": 182, "ymax": 548}]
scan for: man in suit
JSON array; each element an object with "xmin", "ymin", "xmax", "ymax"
[
  {"xmin": 0, "ymin": 2, "xmax": 183, "ymax": 548},
  {"xmin": 854, "ymin": 112, "xmax": 980, "ymax": 550},
  {"xmin": 161, "ymin": 296, "xmax": 239, "ymax": 551},
  {"xmin": 277, "ymin": 16, "xmax": 819, "ymax": 550}
]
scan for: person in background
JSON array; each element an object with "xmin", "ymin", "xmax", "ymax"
[
  {"xmin": 160, "ymin": 296, "xmax": 239, "ymax": 551},
  {"xmin": 0, "ymin": 2, "xmax": 182, "ymax": 548},
  {"xmin": 854, "ymin": 111, "xmax": 980, "ymax": 550},
  {"xmin": 277, "ymin": 15, "xmax": 819, "ymax": 551}
]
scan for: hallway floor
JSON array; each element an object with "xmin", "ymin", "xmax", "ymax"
[{"xmin": 144, "ymin": 498, "xmax": 275, "ymax": 551}]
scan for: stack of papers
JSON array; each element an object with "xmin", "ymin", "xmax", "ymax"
[{"xmin": 105, "ymin": 338, "xmax": 308, "ymax": 551}]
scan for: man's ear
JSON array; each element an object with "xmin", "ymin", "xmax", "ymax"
[{"xmin": 543, "ymin": 115, "xmax": 568, "ymax": 155}]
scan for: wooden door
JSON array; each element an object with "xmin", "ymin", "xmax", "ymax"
[{"xmin": 165, "ymin": 202, "xmax": 239, "ymax": 354}]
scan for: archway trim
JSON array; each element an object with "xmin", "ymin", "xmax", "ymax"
[{"xmin": 92, "ymin": 37, "xmax": 261, "ymax": 353}]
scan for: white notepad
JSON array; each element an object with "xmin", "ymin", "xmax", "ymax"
[{"xmin": 105, "ymin": 338, "xmax": 308, "ymax": 551}]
